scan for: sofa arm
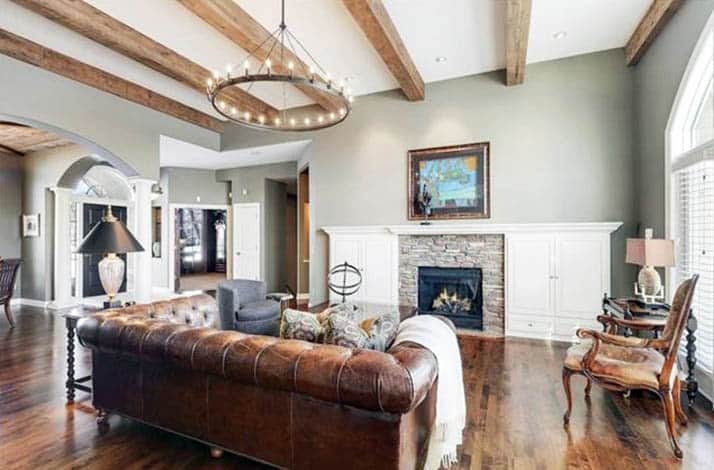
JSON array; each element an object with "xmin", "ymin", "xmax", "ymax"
[{"xmin": 77, "ymin": 314, "xmax": 438, "ymax": 414}]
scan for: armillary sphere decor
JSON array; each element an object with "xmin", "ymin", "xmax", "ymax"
[
  {"xmin": 206, "ymin": 0, "xmax": 353, "ymax": 132},
  {"xmin": 327, "ymin": 261, "xmax": 362, "ymax": 304}
]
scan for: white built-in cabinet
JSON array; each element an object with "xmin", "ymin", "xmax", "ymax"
[
  {"xmin": 328, "ymin": 233, "xmax": 399, "ymax": 304},
  {"xmin": 323, "ymin": 223, "xmax": 620, "ymax": 342},
  {"xmin": 505, "ymin": 232, "xmax": 610, "ymax": 341}
]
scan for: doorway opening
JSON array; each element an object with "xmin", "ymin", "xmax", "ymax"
[
  {"xmin": 174, "ymin": 208, "xmax": 227, "ymax": 293},
  {"xmin": 298, "ymin": 166, "xmax": 310, "ymax": 300}
]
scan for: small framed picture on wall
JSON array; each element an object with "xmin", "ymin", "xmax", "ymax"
[{"xmin": 22, "ymin": 214, "xmax": 40, "ymax": 238}]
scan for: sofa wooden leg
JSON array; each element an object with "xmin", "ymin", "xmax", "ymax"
[
  {"xmin": 97, "ymin": 410, "xmax": 110, "ymax": 435},
  {"xmin": 210, "ymin": 447, "xmax": 224, "ymax": 458},
  {"xmin": 562, "ymin": 368, "xmax": 573, "ymax": 425}
]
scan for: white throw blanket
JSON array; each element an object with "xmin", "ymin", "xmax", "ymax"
[{"xmin": 394, "ymin": 315, "xmax": 466, "ymax": 470}]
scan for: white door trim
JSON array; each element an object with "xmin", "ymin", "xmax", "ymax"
[
  {"xmin": 232, "ymin": 202, "xmax": 261, "ymax": 282},
  {"xmin": 168, "ymin": 203, "xmax": 231, "ymax": 293}
]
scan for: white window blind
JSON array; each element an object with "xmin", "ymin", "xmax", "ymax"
[{"xmin": 674, "ymin": 159, "xmax": 714, "ymax": 372}]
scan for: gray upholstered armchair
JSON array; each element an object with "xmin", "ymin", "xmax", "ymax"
[{"xmin": 216, "ymin": 279, "xmax": 282, "ymax": 336}]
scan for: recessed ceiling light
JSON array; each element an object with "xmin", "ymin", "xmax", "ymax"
[
  {"xmin": 553, "ymin": 31, "xmax": 567, "ymax": 40},
  {"xmin": 435, "ymin": 56, "xmax": 447, "ymax": 63}
]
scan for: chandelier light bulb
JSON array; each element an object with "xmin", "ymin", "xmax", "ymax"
[
  {"xmin": 330, "ymin": 112, "xmax": 336, "ymax": 120},
  {"xmin": 244, "ymin": 60, "xmax": 250, "ymax": 75},
  {"xmin": 339, "ymin": 108, "xmax": 346, "ymax": 116},
  {"xmin": 219, "ymin": 101, "xmax": 226, "ymax": 110},
  {"xmin": 304, "ymin": 117, "xmax": 311, "ymax": 125},
  {"xmin": 206, "ymin": 78, "xmax": 213, "ymax": 87},
  {"xmin": 318, "ymin": 115, "xmax": 324, "ymax": 123},
  {"xmin": 231, "ymin": 107, "xmax": 237, "ymax": 115},
  {"xmin": 258, "ymin": 115, "xmax": 266, "ymax": 124},
  {"xmin": 275, "ymin": 117, "xmax": 281, "ymax": 125},
  {"xmin": 225, "ymin": 63, "xmax": 233, "ymax": 74},
  {"xmin": 288, "ymin": 61, "xmax": 294, "ymax": 70},
  {"xmin": 244, "ymin": 112, "xmax": 251, "ymax": 120},
  {"xmin": 290, "ymin": 118, "xmax": 296, "ymax": 127},
  {"xmin": 212, "ymin": 69, "xmax": 220, "ymax": 79},
  {"xmin": 265, "ymin": 58, "xmax": 272, "ymax": 74},
  {"xmin": 348, "ymin": 95, "xmax": 354, "ymax": 103}
]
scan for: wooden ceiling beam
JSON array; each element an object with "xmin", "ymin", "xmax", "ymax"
[
  {"xmin": 342, "ymin": 0, "xmax": 424, "ymax": 101},
  {"xmin": 9, "ymin": 0, "xmax": 277, "ymax": 119},
  {"xmin": 178, "ymin": 0, "xmax": 339, "ymax": 113},
  {"xmin": 0, "ymin": 28, "xmax": 224, "ymax": 132},
  {"xmin": 625, "ymin": 0, "xmax": 682, "ymax": 66},
  {"xmin": 505, "ymin": 0, "xmax": 531, "ymax": 86}
]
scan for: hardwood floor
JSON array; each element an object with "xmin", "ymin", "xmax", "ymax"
[{"xmin": 1, "ymin": 306, "xmax": 713, "ymax": 469}]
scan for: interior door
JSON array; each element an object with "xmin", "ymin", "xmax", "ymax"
[
  {"xmin": 232, "ymin": 203, "xmax": 260, "ymax": 281},
  {"xmin": 82, "ymin": 204, "xmax": 128, "ymax": 297}
]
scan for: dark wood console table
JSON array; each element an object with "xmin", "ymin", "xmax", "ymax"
[{"xmin": 601, "ymin": 295, "xmax": 698, "ymax": 405}]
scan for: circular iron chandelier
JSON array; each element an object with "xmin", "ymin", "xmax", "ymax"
[{"xmin": 206, "ymin": 0, "xmax": 353, "ymax": 132}]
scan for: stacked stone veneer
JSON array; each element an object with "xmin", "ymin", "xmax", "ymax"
[{"xmin": 398, "ymin": 234, "xmax": 505, "ymax": 335}]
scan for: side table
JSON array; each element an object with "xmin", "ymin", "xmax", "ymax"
[
  {"xmin": 601, "ymin": 295, "xmax": 698, "ymax": 405},
  {"xmin": 62, "ymin": 308, "xmax": 96, "ymax": 403}
]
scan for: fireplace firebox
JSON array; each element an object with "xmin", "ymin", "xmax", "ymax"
[{"xmin": 418, "ymin": 267, "xmax": 483, "ymax": 329}]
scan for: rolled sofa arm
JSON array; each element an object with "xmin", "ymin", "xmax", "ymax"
[{"xmin": 77, "ymin": 314, "xmax": 438, "ymax": 414}]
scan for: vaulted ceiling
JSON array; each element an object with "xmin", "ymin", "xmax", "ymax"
[{"xmin": 0, "ymin": 0, "xmax": 681, "ymax": 132}]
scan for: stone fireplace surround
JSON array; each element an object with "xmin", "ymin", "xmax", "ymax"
[{"xmin": 399, "ymin": 234, "xmax": 504, "ymax": 335}]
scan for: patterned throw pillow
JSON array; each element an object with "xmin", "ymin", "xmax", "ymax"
[
  {"xmin": 323, "ymin": 313, "xmax": 370, "ymax": 349},
  {"xmin": 323, "ymin": 313, "xmax": 398, "ymax": 352},
  {"xmin": 280, "ymin": 309, "xmax": 324, "ymax": 343}
]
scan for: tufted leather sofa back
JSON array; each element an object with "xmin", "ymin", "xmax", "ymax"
[{"xmin": 95, "ymin": 294, "xmax": 218, "ymax": 329}]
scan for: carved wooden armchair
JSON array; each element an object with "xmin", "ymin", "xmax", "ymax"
[
  {"xmin": 562, "ymin": 275, "xmax": 698, "ymax": 458},
  {"xmin": 0, "ymin": 259, "xmax": 22, "ymax": 328}
]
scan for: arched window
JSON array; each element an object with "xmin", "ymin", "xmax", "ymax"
[
  {"xmin": 73, "ymin": 165, "xmax": 133, "ymax": 200},
  {"xmin": 668, "ymin": 13, "xmax": 714, "ymax": 376}
]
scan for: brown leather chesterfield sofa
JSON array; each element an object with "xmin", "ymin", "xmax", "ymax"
[{"xmin": 77, "ymin": 296, "xmax": 439, "ymax": 470}]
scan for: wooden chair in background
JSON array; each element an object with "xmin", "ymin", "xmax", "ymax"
[
  {"xmin": 0, "ymin": 259, "xmax": 22, "ymax": 328},
  {"xmin": 562, "ymin": 275, "xmax": 699, "ymax": 458}
]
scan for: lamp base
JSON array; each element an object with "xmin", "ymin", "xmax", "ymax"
[
  {"xmin": 98, "ymin": 253, "xmax": 125, "ymax": 306},
  {"xmin": 635, "ymin": 265, "xmax": 664, "ymax": 303}
]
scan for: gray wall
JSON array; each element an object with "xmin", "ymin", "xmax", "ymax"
[
  {"xmin": 20, "ymin": 144, "xmax": 89, "ymax": 301},
  {"xmin": 265, "ymin": 179, "xmax": 287, "ymax": 292},
  {"xmin": 163, "ymin": 167, "xmax": 229, "ymax": 205},
  {"xmin": 217, "ymin": 161, "xmax": 297, "ymax": 291},
  {"xmin": 0, "ymin": 154, "xmax": 22, "ymax": 297},
  {"xmin": 222, "ymin": 50, "xmax": 638, "ymax": 303},
  {"xmin": 0, "ymin": 55, "xmax": 220, "ymax": 180},
  {"xmin": 634, "ymin": 0, "xmax": 714, "ymax": 236}
]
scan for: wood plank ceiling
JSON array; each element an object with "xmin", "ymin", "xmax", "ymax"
[
  {"xmin": 0, "ymin": 122, "xmax": 72, "ymax": 156},
  {"xmin": 0, "ymin": 0, "xmax": 684, "ymax": 129}
]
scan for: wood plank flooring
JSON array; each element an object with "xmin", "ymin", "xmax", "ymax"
[{"xmin": 1, "ymin": 306, "xmax": 713, "ymax": 469}]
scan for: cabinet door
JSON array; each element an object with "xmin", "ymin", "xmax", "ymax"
[
  {"xmin": 506, "ymin": 235, "xmax": 554, "ymax": 318},
  {"xmin": 330, "ymin": 237, "xmax": 364, "ymax": 303},
  {"xmin": 555, "ymin": 235, "xmax": 609, "ymax": 320},
  {"xmin": 361, "ymin": 237, "xmax": 396, "ymax": 303}
]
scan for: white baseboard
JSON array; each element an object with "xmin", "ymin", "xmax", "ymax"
[{"xmin": 11, "ymin": 298, "xmax": 52, "ymax": 309}]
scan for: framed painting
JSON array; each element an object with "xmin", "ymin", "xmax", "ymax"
[
  {"xmin": 22, "ymin": 214, "xmax": 40, "ymax": 237},
  {"xmin": 408, "ymin": 142, "xmax": 490, "ymax": 221}
]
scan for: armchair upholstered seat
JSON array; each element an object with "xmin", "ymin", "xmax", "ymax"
[
  {"xmin": 216, "ymin": 279, "xmax": 280, "ymax": 336},
  {"xmin": 562, "ymin": 275, "xmax": 698, "ymax": 459}
]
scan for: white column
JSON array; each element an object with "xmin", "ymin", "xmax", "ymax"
[
  {"xmin": 129, "ymin": 178, "xmax": 155, "ymax": 304},
  {"xmin": 49, "ymin": 187, "xmax": 76, "ymax": 310}
]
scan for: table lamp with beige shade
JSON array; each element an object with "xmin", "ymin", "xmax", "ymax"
[{"xmin": 626, "ymin": 228, "xmax": 674, "ymax": 303}]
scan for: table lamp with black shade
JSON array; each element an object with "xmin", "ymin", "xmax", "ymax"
[{"xmin": 76, "ymin": 206, "xmax": 144, "ymax": 308}]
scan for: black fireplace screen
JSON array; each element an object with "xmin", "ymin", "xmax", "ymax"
[{"xmin": 418, "ymin": 267, "xmax": 483, "ymax": 329}]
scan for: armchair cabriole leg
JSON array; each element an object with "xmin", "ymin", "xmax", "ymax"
[
  {"xmin": 562, "ymin": 368, "xmax": 573, "ymax": 425},
  {"xmin": 660, "ymin": 391, "xmax": 683, "ymax": 459},
  {"xmin": 4, "ymin": 302, "xmax": 15, "ymax": 328},
  {"xmin": 584, "ymin": 379, "xmax": 592, "ymax": 397},
  {"xmin": 674, "ymin": 377, "xmax": 688, "ymax": 426}
]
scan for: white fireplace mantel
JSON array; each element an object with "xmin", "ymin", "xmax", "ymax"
[{"xmin": 322, "ymin": 222, "xmax": 623, "ymax": 236}]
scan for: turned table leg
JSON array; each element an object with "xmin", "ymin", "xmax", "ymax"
[
  {"xmin": 685, "ymin": 312, "xmax": 698, "ymax": 405},
  {"xmin": 66, "ymin": 316, "xmax": 76, "ymax": 404}
]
